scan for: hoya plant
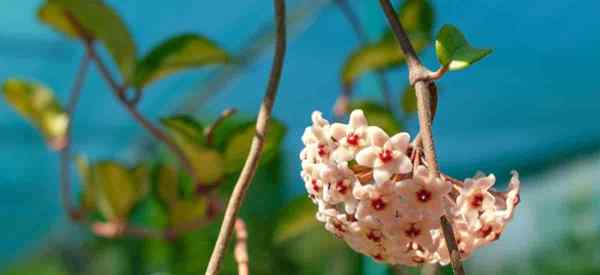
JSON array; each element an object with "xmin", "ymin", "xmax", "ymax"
[{"xmin": 1, "ymin": 0, "xmax": 520, "ymax": 275}]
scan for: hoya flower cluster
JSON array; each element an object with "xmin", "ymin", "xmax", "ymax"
[{"xmin": 299, "ymin": 110, "xmax": 521, "ymax": 266}]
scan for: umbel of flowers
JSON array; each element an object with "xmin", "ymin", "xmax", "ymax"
[{"xmin": 299, "ymin": 110, "xmax": 520, "ymax": 266}]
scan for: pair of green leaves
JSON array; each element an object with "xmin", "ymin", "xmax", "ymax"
[
  {"xmin": 77, "ymin": 157, "xmax": 148, "ymax": 222},
  {"xmin": 342, "ymin": 0, "xmax": 433, "ymax": 85},
  {"xmin": 1, "ymin": 79, "xmax": 68, "ymax": 149},
  {"xmin": 160, "ymin": 114, "xmax": 286, "ymax": 183},
  {"xmin": 342, "ymin": 0, "xmax": 492, "ymax": 85},
  {"xmin": 38, "ymin": 0, "xmax": 228, "ymax": 89}
]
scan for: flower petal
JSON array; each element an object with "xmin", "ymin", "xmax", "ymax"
[
  {"xmin": 332, "ymin": 147, "xmax": 354, "ymax": 162},
  {"xmin": 374, "ymin": 168, "xmax": 393, "ymax": 184},
  {"xmin": 349, "ymin": 109, "xmax": 368, "ymax": 129},
  {"xmin": 388, "ymin": 132, "xmax": 411, "ymax": 152},
  {"xmin": 367, "ymin": 126, "xmax": 389, "ymax": 147},
  {"xmin": 330, "ymin": 123, "xmax": 347, "ymax": 141},
  {"xmin": 356, "ymin": 146, "xmax": 380, "ymax": 167}
]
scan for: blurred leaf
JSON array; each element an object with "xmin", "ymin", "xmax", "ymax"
[
  {"xmin": 435, "ymin": 24, "xmax": 492, "ymax": 71},
  {"xmin": 399, "ymin": 0, "xmax": 434, "ymax": 36},
  {"xmin": 223, "ymin": 119, "xmax": 286, "ymax": 174},
  {"xmin": 274, "ymin": 196, "xmax": 319, "ymax": 244},
  {"xmin": 341, "ymin": 33, "xmax": 428, "ymax": 85},
  {"xmin": 401, "ymin": 85, "xmax": 417, "ymax": 114},
  {"xmin": 161, "ymin": 115, "xmax": 205, "ymax": 147},
  {"xmin": 93, "ymin": 161, "xmax": 145, "ymax": 221},
  {"xmin": 76, "ymin": 155, "xmax": 96, "ymax": 212},
  {"xmin": 156, "ymin": 165, "xmax": 179, "ymax": 207},
  {"xmin": 38, "ymin": 0, "xmax": 137, "ymax": 79},
  {"xmin": 350, "ymin": 101, "xmax": 403, "ymax": 134},
  {"xmin": 169, "ymin": 198, "xmax": 207, "ymax": 228},
  {"xmin": 1, "ymin": 79, "xmax": 68, "ymax": 148},
  {"xmin": 133, "ymin": 34, "xmax": 228, "ymax": 88},
  {"xmin": 162, "ymin": 115, "xmax": 224, "ymax": 185},
  {"xmin": 190, "ymin": 148, "xmax": 225, "ymax": 185},
  {"xmin": 2, "ymin": 258, "xmax": 69, "ymax": 275}
]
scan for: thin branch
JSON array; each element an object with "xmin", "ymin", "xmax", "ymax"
[
  {"xmin": 234, "ymin": 218, "xmax": 249, "ymax": 275},
  {"xmin": 204, "ymin": 0, "xmax": 287, "ymax": 274},
  {"xmin": 205, "ymin": 108, "xmax": 238, "ymax": 146},
  {"xmin": 79, "ymin": 41, "xmax": 201, "ymax": 188},
  {"xmin": 378, "ymin": 0, "xmax": 465, "ymax": 274},
  {"xmin": 335, "ymin": 0, "xmax": 392, "ymax": 109},
  {"xmin": 60, "ymin": 53, "xmax": 91, "ymax": 221}
]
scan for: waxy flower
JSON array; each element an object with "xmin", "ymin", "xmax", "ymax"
[
  {"xmin": 355, "ymin": 126, "xmax": 412, "ymax": 184},
  {"xmin": 299, "ymin": 110, "xmax": 521, "ymax": 267}
]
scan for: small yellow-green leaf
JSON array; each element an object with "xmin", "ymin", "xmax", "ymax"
[
  {"xmin": 189, "ymin": 149, "xmax": 225, "ymax": 185},
  {"xmin": 156, "ymin": 165, "xmax": 179, "ymax": 207},
  {"xmin": 75, "ymin": 155, "xmax": 96, "ymax": 212},
  {"xmin": 169, "ymin": 198, "xmax": 207, "ymax": 228},
  {"xmin": 93, "ymin": 161, "xmax": 138, "ymax": 221},
  {"xmin": 435, "ymin": 24, "xmax": 492, "ymax": 71},
  {"xmin": 1, "ymin": 79, "xmax": 68, "ymax": 149},
  {"xmin": 131, "ymin": 164, "xmax": 150, "ymax": 199},
  {"xmin": 38, "ymin": 0, "xmax": 137, "ymax": 80},
  {"xmin": 399, "ymin": 0, "xmax": 434, "ymax": 36},
  {"xmin": 350, "ymin": 101, "xmax": 402, "ymax": 134},
  {"xmin": 223, "ymin": 119, "xmax": 286, "ymax": 174},
  {"xmin": 274, "ymin": 197, "xmax": 319, "ymax": 244},
  {"xmin": 161, "ymin": 115, "xmax": 205, "ymax": 147},
  {"xmin": 341, "ymin": 33, "xmax": 428, "ymax": 85},
  {"xmin": 133, "ymin": 34, "xmax": 228, "ymax": 88},
  {"xmin": 401, "ymin": 85, "xmax": 417, "ymax": 114},
  {"xmin": 161, "ymin": 115, "xmax": 224, "ymax": 185}
]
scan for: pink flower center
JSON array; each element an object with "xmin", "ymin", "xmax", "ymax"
[
  {"xmin": 335, "ymin": 180, "xmax": 348, "ymax": 194},
  {"xmin": 404, "ymin": 223, "xmax": 421, "ymax": 238},
  {"xmin": 311, "ymin": 179, "xmax": 320, "ymax": 192},
  {"xmin": 371, "ymin": 198, "xmax": 386, "ymax": 210},
  {"xmin": 372, "ymin": 254, "xmax": 384, "ymax": 261},
  {"xmin": 378, "ymin": 149, "xmax": 394, "ymax": 163},
  {"xmin": 412, "ymin": 256, "xmax": 425, "ymax": 264},
  {"xmin": 416, "ymin": 188, "xmax": 432, "ymax": 202},
  {"xmin": 479, "ymin": 225, "xmax": 493, "ymax": 238},
  {"xmin": 513, "ymin": 194, "xmax": 521, "ymax": 206},
  {"xmin": 470, "ymin": 193, "xmax": 484, "ymax": 208},
  {"xmin": 333, "ymin": 221, "xmax": 346, "ymax": 233},
  {"xmin": 318, "ymin": 144, "xmax": 328, "ymax": 157},
  {"xmin": 346, "ymin": 133, "xmax": 359, "ymax": 146},
  {"xmin": 367, "ymin": 230, "xmax": 382, "ymax": 242},
  {"xmin": 346, "ymin": 214, "xmax": 357, "ymax": 222}
]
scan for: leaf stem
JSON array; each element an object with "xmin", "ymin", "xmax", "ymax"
[
  {"xmin": 79, "ymin": 40, "xmax": 201, "ymax": 188},
  {"xmin": 205, "ymin": 107, "xmax": 238, "ymax": 146},
  {"xmin": 378, "ymin": 0, "xmax": 465, "ymax": 274},
  {"xmin": 204, "ymin": 0, "xmax": 287, "ymax": 274},
  {"xmin": 335, "ymin": 0, "xmax": 392, "ymax": 109},
  {"xmin": 60, "ymin": 53, "xmax": 91, "ymax": 221}
]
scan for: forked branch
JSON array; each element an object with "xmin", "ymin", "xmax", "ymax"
[
  {"xmin": 378, "ymin": 0, "xmax": 465, "ymax": 274},
  {"xmin": 204, "ymin": 0, "xmax": 287, "ymax": 274}
]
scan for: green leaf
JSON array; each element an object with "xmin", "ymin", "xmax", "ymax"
[
  {"xmin": 75, "ymin": 155, "xmax": 96, "ymax": 212},
  {"xmin": 161, "ymin": 115, "xmax": 205, "ymax": 146},
  {"xmin": 435, "ymin": 24, "xmax": 492, "ymax": 71},
  {"xmin": 169, "ymin": 197, "xmax": 207, "ymax": 228},
  {"xmin": 341, "ymin": 33, "xmax": 428, "ymax": 85},
  {"xmin": 350, "ymin": 101, "xmax": 403, "ymax": 134},
  {"xmin": 223, "ymin": 119, "xmax": 286, "ymax": 174},
  {"xmin": 133, "ymin": 34, "xmax": 229, "ymax": 88},
  {"xmin": 156, "ymin": 165, "xmax": 179, "ymax": 207},
  {"xmin": 274, "ymin": 196, "xmax": 319, "ymax": 244},
  {"xmin": 401, "ymin": 85, "xmax": 417, "ymax": 114},
  {"xmin": 399, "ymin": 0, "xmax": 434, "ymax": 36},
  {"xmin": 1, "ymin": 79, "xmax": 68, "ymax": 149},
  {"xmin": 189, "ymin": 149, "xmax": 225, "ymax": 184},
  {"xmin": 93, "ymin": 161, "xmax": 146, "ymax": 221},
  {"xmin": 38, "ymin": 0, "xmax": 137, "ymax": 80},
  {"xmin": 161, "ymin": 115, "xmax": 225, "ymax": 185}
]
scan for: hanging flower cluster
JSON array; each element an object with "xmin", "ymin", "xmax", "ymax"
[{"xmin": 300, "ymin": 110, "xmax": 521, "ymax": 266}]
